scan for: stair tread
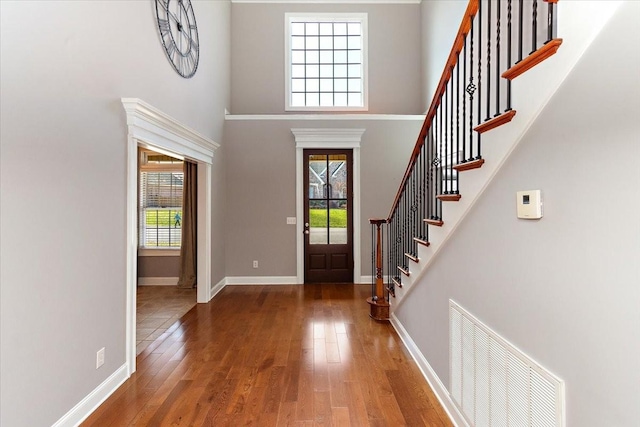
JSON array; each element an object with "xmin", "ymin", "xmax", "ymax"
[
  {"xmin": 392, "ymin": 277, "xmax": 403, "ymax": 288},
  {"xmin": 397, "ymin": 266, "xmax": 410, "ymax": 276},
  {"xmin": 503, "ymin": 38, "xmax": 563, "ymax": 80},
  {"xmin": 453, "ymin": 158, "xmax": 485, "ymax": 172},
  {"xmin": 436, "ymin": 193, "xmax": 462, "ymax": 202},
  {"xmin": 413, "ymin": 237, "xmax": 430, "ymax": 247},
  {"xmin": 424, "ymin": 218, "xmax": 444, "ymax": 227},
  {"xmin": 404, "ymin": 252, "xmax": 419, "ymax": 263},
  {"xmin": 474, "ymin": 110, "xmax": 517, "ymax": 134}
]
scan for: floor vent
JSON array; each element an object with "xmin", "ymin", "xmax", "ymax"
[{"xmin": 450, "ymin": 300, "xmax": 565, "ymax": 427}]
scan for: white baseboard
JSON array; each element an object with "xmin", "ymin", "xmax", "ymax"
[
  {"xmin": 358, "ymin": 275, "xmax": 374, "ymax": 284},
  {"xmin": 52, "ymin": 364, "xmax": 129, "ymax": 427},
  {"xmin": 209, "ymin": 277, "xmax": 227, "ymax": 301},
  {"xmin": 225, "ymin": 276, "xmax": 299, "ymax": 285},
  {"xmin": 390, "ymin": 314, "xmax": 469, "ymax": 427},
  {"xmin": 137, "ymin": 276, "xmax": 178, "ymax": 286}
]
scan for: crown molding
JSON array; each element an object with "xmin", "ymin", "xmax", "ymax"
[
  {"xmin": 232, "ymin": 0, "xmax": 421, "ymax": 4},
  {"xmin": 121, "ymin": 98, "xmax": 219, "ymax": 164}
]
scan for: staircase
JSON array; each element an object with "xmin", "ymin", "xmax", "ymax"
[{"xmin": 368, "ymin": 0, "xmax": 623, "ymax": 319}]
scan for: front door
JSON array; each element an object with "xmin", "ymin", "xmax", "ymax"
[{"xmin": 304, "ymin": 149, "xmax": 353, "ymax": 283}]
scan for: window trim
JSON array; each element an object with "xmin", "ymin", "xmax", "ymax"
[{"xmin": 285, "ymin": 13, "xmax": 369, "ymax": 112}]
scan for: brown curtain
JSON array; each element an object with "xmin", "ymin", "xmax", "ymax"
[{"xmin": 177, "ymin": 161, "xmax": 197, "ymax": 288}]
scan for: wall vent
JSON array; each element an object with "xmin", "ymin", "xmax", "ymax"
[{"xmin": 450, "ymin": 300, "xmax": 565, "ymax": 427}]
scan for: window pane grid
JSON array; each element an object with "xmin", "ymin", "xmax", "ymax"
[{"xmin": 289, "ymin": 18, "xmax": 364, "ymax": 108}]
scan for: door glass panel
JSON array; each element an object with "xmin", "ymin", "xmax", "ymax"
[
  {"xmin": 328, "ymin": 155, "xmax": 347, "ymax": 199},
  {"xmin": 308, "ymin": 155, "xmax": 328, "ymax": 200},
  {"xmin": 329, "ymin": 200, "xmax": 348, "ymax": 244},
  {"xmin": 309, "ymin": 200, "xmax": 328, "ymax": 245}
]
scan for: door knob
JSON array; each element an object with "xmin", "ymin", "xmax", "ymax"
[
  {"xmin": 305, "ymin": 223, "xmax": 309, "ymax": 228},
  {"xmin": 304, "ymin": 230, "xmax": 310, "ymax": 235}
]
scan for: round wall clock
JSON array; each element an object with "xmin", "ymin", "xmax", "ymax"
[{"xmin": 155, "ymin": 0, "xmax": 200, "ymax": 78}]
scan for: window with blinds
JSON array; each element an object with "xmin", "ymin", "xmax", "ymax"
[{"xmin": 139, "ymin": 153, "xmax": 184, "ymax": 248}]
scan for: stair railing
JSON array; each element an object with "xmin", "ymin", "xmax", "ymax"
[{"xmin": 369, "ymin": 0, "xmax": 560, "ymax": 319}]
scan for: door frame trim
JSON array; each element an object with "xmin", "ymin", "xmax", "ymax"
[
  {"xmin": 292, "ymin": 128, "xmax": 365, "ymax": 284},
  {"xmin": 122, "ymin": 98, "xmax": 219, "ymax": 375}
]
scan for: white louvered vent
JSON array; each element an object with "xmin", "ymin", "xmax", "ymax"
[{"xmin": 450, "ymin": 300, "xmax": 565, "ymax": 427}]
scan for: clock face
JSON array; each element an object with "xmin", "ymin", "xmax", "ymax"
[{"xmin": 155, "ymin": 0, "xmax": 199, "ymax": 78}]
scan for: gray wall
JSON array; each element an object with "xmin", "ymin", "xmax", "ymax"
[
  {"xmin": 223, "ymin": 119, "xmax": 421, "ymax": 278},
  {"xmin": 396, "ymin": 3, "xmax": 640, "ymax": 426},
  {"xmin": 0, "ymin": 1, "xmax": 230, "ymax": 425},
  {"xmin": 231, "ymin": 3, "xmax": 423, "ymax": 114},
  {"xmin": 138, "ymin": 256, "xmax": 180, "ymax": 278}
]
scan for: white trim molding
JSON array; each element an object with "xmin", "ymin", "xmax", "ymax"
[
  {"xmin": 210, "ymin": 277, "xmax": 227, "ymax": 299},
  {"xmin": 292, "ymin": 128, "xmax": 365, "ymax": 284},
  {"xmin": 226, "ymin": 113, "xmax": 425, "ymax": 121},
  {"xmin": 122, "ymin": 98, "xmax": 218, "ymax": 376},
  {"xmin": 52, "ymin": 364, "xmax": 128, "ymax": 427},
  {"xmin": 390, "ymin": 313, "xmax": 468, "ymax": 427},
  {"xmin": 233, "ymin": 0, "xmax": 421, "ymax": 4},
  {"xmin": 137, "ymin": 277, "xmax": 179, "ymax": 286},
  {"xmin": 225, "ymin": 276, "xmax": 299, "ymax": 285},
  {"xmin": 121, "ymin": 98, "xmax": 219, "ymax": 163}
]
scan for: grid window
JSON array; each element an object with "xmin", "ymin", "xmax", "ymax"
[{"xmin": 286, "ymin": 13, "xmax": 368, "ymax": 111}]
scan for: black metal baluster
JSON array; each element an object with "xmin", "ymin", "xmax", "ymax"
[
  {"xmin": 532, "ymin": 0, "xmax": 538, "ymax": 54},
  {"xmin": 507, "ymin": 0, "xmax": 513, "ymax": 111},
  {"xmin": 411, "ymin": 168, "xmax": 417, "ymax": 256},
  {"xmin": 456, "ymin": 54, "xmax": 461, "ymax": 170},
  {"xmin": 371, "ymin": 222, "xmax": 375, "ymax": 298},
  {"xmin": 381, "ymin": 223, "xmax": 385, "ymax": 300},
  {"xmin": 495, "ymin": 0, "xmax": 502, "ymax": 117},
  {"xmin": 420, "ymin": 142, "xmax": 427, "ymax": 240},
  {"xmin": 430, "ymin": 118, "xmax": 435, "ymax": 219},
  {"xmin": 438, "ymin": 99, "xmax": 443, "ymax": 212},
  {"xmin": 547, "ymin": 0, "xmax": 557, "ymax": 42},
  {"xmin": 463, "ymin": 37, "xmax": 467, "ymax": 163},
  {"xmin": 404, "ymin": 185, "xmax": 409, "ymax": 269},
  {"xmin": 394, "ymin": 211, "xmax": 398, "ymax": 282},
  {"xmin": 477, "ymin": 0, "xmax": 483, "ymax": 159},
  {"xmin": 486, "ymin": 0, "xmax": 492, "ymax": 122},
  {"xmin": 438, "ymin": 100, "xmax": 443, "ymax": 218},
  {"xmin": 467, "ymin": 17, "xmax": 476, "ymax": 162},
  {"xmin": 450, "ymin": 67, "xmax": 454, "ymax": 193},
  {"xmin": 444, "ymin": 86, "xmax": 449, "ymax": 195},
  {"xmin": 518, "ymin": 0, "xmax": 524, "ymax": 62}
]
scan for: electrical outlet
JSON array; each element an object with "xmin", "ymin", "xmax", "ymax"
[
  {"xmin": 253, "ymin": 260, "xmax": 259, "ymax": 268},
  {"xmin": 96, "ymin": 347, "xmax": 105, "ymax": 369}
]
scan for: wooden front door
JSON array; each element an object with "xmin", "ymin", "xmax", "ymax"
[{"xmin": 303, "ymin": 149, "xmax": 353, "ymax": 283}]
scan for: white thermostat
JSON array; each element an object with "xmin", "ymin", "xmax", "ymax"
[{"xmin": 516, "ymin": 190, "xmax": 543, "ymax": 219}]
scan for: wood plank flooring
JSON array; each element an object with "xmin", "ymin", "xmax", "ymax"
[{"xmin": 82, "ymin": 284, "xmax": 453, "ymax": 426}]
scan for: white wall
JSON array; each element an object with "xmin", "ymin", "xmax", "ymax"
[
  {"xmin": 396, "ymin": 2, "xmax": 640, "ymax": 425},
  {"xmin": 0, "ymin": 1, "xmax": 230, "ymax": 425},
  {"xmin": 421, "ymin": 0, "xmax": 468, "ymax": 112}
]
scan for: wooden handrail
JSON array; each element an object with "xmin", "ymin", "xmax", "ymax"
[{"xmin": 387, "ymin": 0, "xmax": 479, "ymax": 220}]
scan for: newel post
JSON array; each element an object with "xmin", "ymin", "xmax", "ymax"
[{"xmin": 367, "ymin": 218, "xmax": 390, "ymax": 321}]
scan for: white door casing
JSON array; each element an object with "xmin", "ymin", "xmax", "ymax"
[
  {"xmin": 122, "ymin": 98, "xmax": 219, "ymax": 375},
  {"xmin": 292, "ymin": 128, "xmax": 365, "ymax": 284}
]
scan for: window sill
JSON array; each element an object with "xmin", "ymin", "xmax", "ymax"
[{"xmin": 138, "ymin": 248, "xmax": 180, "ymax": 257}]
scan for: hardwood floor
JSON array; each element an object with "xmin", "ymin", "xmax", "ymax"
[{"xmin": 83, "ymin": 284, "xmax": 452, "ymax": 426}]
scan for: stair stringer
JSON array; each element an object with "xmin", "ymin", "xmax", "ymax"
[{"xmin": 390, "ymin": 0, "xmax": 623, "ymax": 311}]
